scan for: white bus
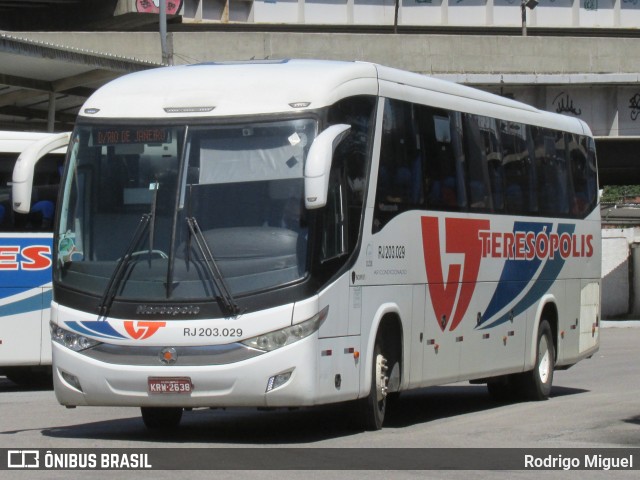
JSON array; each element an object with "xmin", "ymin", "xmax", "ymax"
[
  {"xmin": 50, "ymin": 60, "xmax": 600, "ymax": 430},
  {"xmin": 0, "ymin": 131, "xmax": 69, "ymax": 385}
]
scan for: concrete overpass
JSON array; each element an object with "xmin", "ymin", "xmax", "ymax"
[{"xmin": 4, "ymin": 29, "xmax": 640, "ymax": 185}]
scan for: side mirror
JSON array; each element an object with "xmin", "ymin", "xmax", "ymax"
[
  {"xmin": 304, "ymin": 124, "xmax": 350, "ymax": 209},
  {"xmin": 12, "ymin": 132, "xmax": 70, "ymax": 214}
]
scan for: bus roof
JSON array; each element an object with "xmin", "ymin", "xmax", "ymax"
[
  {"xmin": 78, "ymin": 59, "xmax": 588, "ymax": 135},
  {"xmin": 0, "ymin": 130, "xmax": 67, "ymax": 154},
  {"xmin": 80, "ymin": 60, "xmax": 378, "ymax": 120}
]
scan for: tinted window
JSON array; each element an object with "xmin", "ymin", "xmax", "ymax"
[
  {"xmin": 463, "ymin": 114, "xmax": 492, "ymax": 211},
  {"xmin": 499, "ymin": 121, "xmax": 535, "ymax": 214},
  {"xmin": 0, "ymin": 153, "xmax": 62, "ymax": 232},
  {"xmin": 326, "ymin": 95, "xmax": 376, "ymax": 252},
  {"xmin": 374, "ymin": 99, "xmax": 424, "ymax": 231},
  {"xmin": 568, "ymin": 133, "xmax": 598, "ymax": 217},
  {"xmin": 372, "ymin": 99, "xmax": 597, "ymax": 228},
  {"xmin": 423, "ymin": 110, "xmax": 465, "ymax": 211}
]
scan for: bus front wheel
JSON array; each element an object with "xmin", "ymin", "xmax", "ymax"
[
  {"xmin": 140, "ymin": 407, "xmax": 183, "ymax": 430},
  {"xmin": 359, "ymin": 341, "xmax": 389, "ymax": 431}
]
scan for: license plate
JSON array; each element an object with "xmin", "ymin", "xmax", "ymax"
[{"xmin": 148, "ymin": 377, "xmax": 193, "ymax": 394}]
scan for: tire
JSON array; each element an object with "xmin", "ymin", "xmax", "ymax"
[
  {"xmin": 140, "ymin": 407, "xmax": 183, "ymax": 430},
  {"xmin": 519, "ymin": 320, "xmax": 555, "ymax": 400},
  {"xmin": 359, "ymin": 341, "xmax": 389, "ymax": 431}
]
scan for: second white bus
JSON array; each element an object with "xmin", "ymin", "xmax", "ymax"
[
  {"xmin": 50, "ymin": 60, "xmax": 600, "ymax": 430},
  {"xmin": 0, "ymin": 131, "xmax": 69, "ymax": 385}
]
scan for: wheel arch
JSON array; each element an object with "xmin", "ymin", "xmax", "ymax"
[{"xmin": 528, "ymin": 296, "xmax": 559, "ymax": 369}]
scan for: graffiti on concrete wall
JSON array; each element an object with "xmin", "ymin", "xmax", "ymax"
[
  {"xmin": 136, "ymin": 0, "xmax": 183, "ymax": 15},
  {"xmin": 584, "ymin": 0, "xmax": 598, "ymax": 10},
  {"xmin": 629, "ymin": 93, "xmax": 640, "ymax": 121},
  {"xmin": 553, "ymin": 92, "xmax": 583, "ymax": 116}
]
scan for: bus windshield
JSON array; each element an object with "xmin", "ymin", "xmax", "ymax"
[{"xmin": 56, "ymin": 119, "xmax": 317, "ymax": 304}]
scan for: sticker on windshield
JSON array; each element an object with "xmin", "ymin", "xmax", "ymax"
[
  {"xmin": 58, "ymin": 233, "xmax": 83, "ymax": 264},
  {"xmin": 288, "ymin": 132, "xmax": 301, "ymax": 146}
]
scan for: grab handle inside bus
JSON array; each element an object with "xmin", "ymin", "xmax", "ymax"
[{"xmin": 304, "ymin": 123, "xmax": 350, "ymax": 209}]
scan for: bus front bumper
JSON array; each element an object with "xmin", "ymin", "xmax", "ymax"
[{"xmin": 52, "ymin": 336, "xmax": 319, "ymax": 408}]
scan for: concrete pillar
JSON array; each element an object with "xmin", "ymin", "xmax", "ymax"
[
  {"xmin": 632, "ymin": 243, "xmax": 640, "ymax": 316},
  {"xmin": 47, "ymin": 92, "xmax": 56, "ymax": 133},
  {"xmin": 601, "ymin": 236, "xmax": 630, "ymax": 318}
]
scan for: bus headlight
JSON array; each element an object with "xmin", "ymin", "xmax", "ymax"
[
  {"xmin": 242, "ymin": 306, "xmax": 328, "ymax": 352},
  {"xmin": 50, "ymin": 322, "xmax": 101, "ymax": 352}
]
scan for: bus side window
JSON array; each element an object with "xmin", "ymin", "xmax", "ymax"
[
  {"xmin": 477, "ymin": 118, "xmax": 504, "ymax": 212},
  {"xmin": 554, "ymin": 133, "xmax": 571, "ymax": 215},
  {"xmin": 533, "ymin": 128, "xmax": 571, "ymax": 217},
  {"xmin": 568, "ymin": 133, "xmax": 596, "ymax": 217},
  {"xmin": 584, "ymin": 136, "xmax": 598, "ymax": 213},
  {"xmin": 374, "ymin": 98, "xmax": 422, "ymax": 231},
  {"xmin": 533, "ymin": 128, "xmax": 554, "ymax": 216},
  {"xmin": 321, "ymin": 167, "xmax": 347, "ymax": 261},
  {"xmin": 28, "ymin": 199, "xmax": 55, "ymax": 230},
  {"xmin": 462, "ymin": 114, "xmax": 492, "ymax": 211},
  {"xmin": 499, "ymin": 121, "xmax": 534, "ymax": 215},
  {"xmin": 326, "ymin": 95, "xmax": 376, "ymax": 247},
  {"xmin": 26, "ymin": 155, "xmax": 63, "ymax": 232},
  {"xmin": 0, "ymin": 157, "xmax": 12, "ymax": 230},
  {"xmin": 422, "ymin": 110, "xmax": 464, "ymax": 211}
]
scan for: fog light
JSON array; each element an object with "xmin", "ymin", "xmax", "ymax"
[
  {"xmin": 60, "ymin": 370, "xmax": 83, "ymax": 393},
  {"xmin": 266, "ymin": 371, "xmax": 292, "ymax": 393}
]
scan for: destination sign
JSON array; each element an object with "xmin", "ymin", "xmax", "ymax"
[{"xmin": 94, "ymin": 128, "xmax": 170, "ymax": 145}]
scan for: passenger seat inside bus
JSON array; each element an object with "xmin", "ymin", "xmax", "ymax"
[
  {"xmin": 27, "ymin": 184, "xmax": 58, "ymax": 230},
  {"xmin": 28, "ymin": 200, "xmax": 54, "ymax": 229}
]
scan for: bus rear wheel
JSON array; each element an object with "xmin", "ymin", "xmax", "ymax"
[
  {"xmin": 140, "ymin": 407, "xmax": 183, "ymax": 430},
  {"xmin": 518, "ymin": 320, "xmax": 555, "ymax": 400}
]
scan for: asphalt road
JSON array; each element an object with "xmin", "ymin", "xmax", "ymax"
[{"xmin": 1, "ymin": 322, "xmax": 638, "ymax": 479}]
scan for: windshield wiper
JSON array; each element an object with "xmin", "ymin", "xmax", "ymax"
[
  {"xmin": 148, "ymin": 180, "xmax": 159, "ymax": 265},
  {"xmin": 185, "ymin": 216, "xmax": 241, "ymax": 317},
  {"xmin": 99, "ymin": 180, "xmax": 163, "ymax": 318},
  {"xmin": 97, "ymin": 213, "xmax": 151, "ymax": 319}
]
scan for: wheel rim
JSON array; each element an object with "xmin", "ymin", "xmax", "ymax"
[
  {"xmin": 538, "ymin": 335, "xmax": 551, "ymax": 384},
  {"xmin": 375, "ymin": 353, "xmax": 389, "ymax": 403}
]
